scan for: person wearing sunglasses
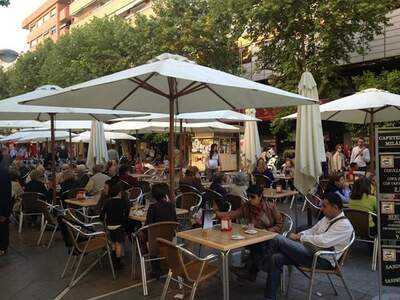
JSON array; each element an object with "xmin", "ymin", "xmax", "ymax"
[
  {"xmin": 263, "ymin": 193, "xmax": 353, "ymax": 300},
  {"xmin": 216, "ymin": 185, "xmax": 283, "ymax": 281}
]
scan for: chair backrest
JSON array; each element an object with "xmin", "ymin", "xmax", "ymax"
[
  {"xmin": 179, "ymin": 184, "xmax": 201, "ymax": 194},
  {"xmin": 337, "ymin": 231, "xmax": 356, "ymax": 267},
  {"xmin": 304, "ymin": 193, "xmax": 322, "ymax": 211},
  {"xmin": 21, "ymin": 192, "xmax": 46, "ymax": 213},
  {"xmin": 61, "ymin": 188, "xmax": 82, "ymax": 200},
  {"xmin": 254, "ymin": 174, "xmax": 272, "ymax": 189},
  {"xmin": 175, "ymin": 192, "xmax": 202, "ymax": 211},
  {"xmin": 141, "ymin": 221, "xmax": 179, "ymax": 257},
  {"xmin": 204, "ymin": 189, "xmax": 231, "ymax": 212},
  {"xmin": 36, "ymin": 200, "xmax": 57, "ymax": 225},
  {"xmin": 343, "ymin": 208, "xmax": 373, "ymax": 240},
  {"xmin": 225, "ymin": 193, "xmax": 246, "ymax": 211},
  {"xmin": 280, "ymin": 212, "xmax": 294, "ymax": 237},
  {"xmin": 58, "ymin": 215, "xmax": 83, "ymax": 252},
  {"xmin": 137, "ymin": 180, "xmax": 151, "ymax": 194},
  {"xmin": 128, "ymin": 187, "xmax": 142, "ymax": 202},
  {"xmin": 156, "ymin": 237, "xmax": 192, "ymax": 283}
]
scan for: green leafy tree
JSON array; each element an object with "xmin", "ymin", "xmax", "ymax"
[
  {"xmin": 0, "ymin": 0, "xmax": 10, "ymax": 7},
  {"xmin": 233, "ymin": 0, "xmax": 396, "ymax": 97},
  {"xmin": 0, "ymin": 67, "xmax": 10, "ymax": 99}
]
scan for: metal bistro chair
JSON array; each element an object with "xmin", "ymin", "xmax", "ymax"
[
  {"xmin": 254, "ymin": 173, "xmax": 273, "ymax": 190},
  {"xmin": 60, "ymin": 217, "xmax": 115, "ymax": 288},
  {"xmin": 175, "ymin": 192, "xmax": 202, "ymax": 227},
  {"xmin": 131, "ymin": 221, "xmax": 180, "ymax": 296},
  {"xmin": 280, "ymin": 212, "xmax": 294, "ymax": 294},
  {"xmin": 157, "ymin": 238, "xmax": 219, "ymax": 300},
  {"xmin": 36, "ymin": 200, "xmax": 60, "ymax": 248},
  {"xmin": 344, "ymin": 208, "xmax": 378, "ymax": 270},
  {"xmin": 18, "ymin": 192, "xmax": 46, "ymax": 234},
  {"xmin": 203, "ymin": 189, "xmax": 231, "ymax": 212},
  {"xmin": 225, "ymin": 193, "xmax": 248, "ymax": 211},
  {"xmin": 302, "ymin": 193, "xmax": 323, "ymax": 226},
  {"xmin": 128, "ymin": 187, "xmax": 143, "ymax": 206},
  {"xmin": 178, "ymin": 184, "xmax": 202, "ymax": 195},
  {"xmin": 287, "ymin": 231, "xmax": 356, "ymax": 300},
  {"xmin": 137, "ymin": 180, "xmax": 152, "ymax": 205}
]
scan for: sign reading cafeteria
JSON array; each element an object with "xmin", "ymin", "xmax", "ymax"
[{"xmin": 377, "ymin": 128, "xmax": 400, "ymax": 287}]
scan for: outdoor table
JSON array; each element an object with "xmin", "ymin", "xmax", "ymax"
[
  {"xmin": 263, "ymin": 188, "xmax": 298, "ymax": 202},
  {"xmin": 128, "ymin": 173, "xmax": 153, "ymax": 179},
  {"xmin": 65, "ymin": 196, "xmax": 100, "ymax": 217},
  {"xmin": 177, "ymin": 223, "xmax": 277, "ymax": 300},
  {"xmin": 129, "ymin": 207, "xmax": 189, "ymax": 224}
]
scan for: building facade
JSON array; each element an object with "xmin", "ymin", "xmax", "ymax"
[
  {"xmin": 22, "ymin": 0, "xmax": 72, "ymax": 50},
  {"xmin": 69, "ymin": 0, "xmax": 153, "ymax": 28}
]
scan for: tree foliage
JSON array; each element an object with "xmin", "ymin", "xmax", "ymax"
[
  {"xmin": 0, "ymin": 67, "xmax": 9, "ymax": 99},
  {"xmin": 0, "ymin": 0, "xmax": 10, "ymax": 7},
  {"xmin": 230, "ymin": 0, "xmax": 397, "ymax": 96}
]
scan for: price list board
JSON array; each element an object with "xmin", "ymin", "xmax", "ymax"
[{"xmin": 377, "ymin": 128, "xmax": 400, "ymax": 287}]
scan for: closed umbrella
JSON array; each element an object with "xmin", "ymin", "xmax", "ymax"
[
  {"xmin": 23, "ymin": 53, "xmax": 315, "ymax": 203},
  {"xmin": 243, "ymin": 108, "xmax": 261, "ymax": 169},
  {"xmin": 294, "ymin": 71, "xmax": 325, "ymax": 195},
  {"xmin": 87, "ymin": 121, "xmax": 109, "ymax": 171}
]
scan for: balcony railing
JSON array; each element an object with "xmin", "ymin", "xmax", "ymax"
[{"xmin": 70, "ymin": 0, "xmax": 97, "ymax": 15}]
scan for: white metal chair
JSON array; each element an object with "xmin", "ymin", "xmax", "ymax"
[
  {"xmin": 287, "ymin": 231, "xmax": 356, "ymax": 300},
  {"xmin": 36, "ymin": 200, "xmax": 60, "ymax": 248},
  {"xmin": 18, "ymin": 192, "xmax": 46, "ymax": 234}
]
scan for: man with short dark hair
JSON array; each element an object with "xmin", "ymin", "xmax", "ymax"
[
  {"xmin": 263, "ymin": 193, "xmax": 354, "ymax": 300},
  {"xmin": 0, "ymin": 152, "xmax": 12, "ymax": 255}
]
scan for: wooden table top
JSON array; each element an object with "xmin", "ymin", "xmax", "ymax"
[
  {"xmin": 177, "ymin": 223, "xmax": 277, "ymax": 252},
  {"xmin": 263, "ymin": 188, "xmax": 298, "ymax": 199},
  {"xmin": 65, "ymin": 196, "xmax": 99, "ymax": 207},
  {"xmin": 129, "ymin": 173, "xmax": 153, "ymax": 179},
  {"xmin": 129, "ymin": 207, "xmax": 189, "ymax": 223}
]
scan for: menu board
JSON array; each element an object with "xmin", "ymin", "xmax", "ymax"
[{"xmin": 377, "ymin": 128, "xmax": 400, "ymax": 287}]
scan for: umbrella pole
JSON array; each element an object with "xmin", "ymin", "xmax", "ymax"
[
  {"xmin": 168, "ymin": 77, "xmax": 177, "ymax": 200},
  {"xmin": 49, "ymin": 113, "xmax": 57, "ymax": 204},
  {"xmin": 179, "ymin": 119, "xmax": 184, "ymax": 180},
  {"xmin": 369, "ymin": 112, "xmax": 375, "ymax": 171},
  {"xmin": 69, "ymin": 129, "xmax": 72, "ymax": 161}
]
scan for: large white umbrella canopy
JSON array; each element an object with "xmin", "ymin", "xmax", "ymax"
[
  {"xmin": 87, "ymin": 121, "xmax": 109, "ymax": 171},
  {"xmin": 113, "ymin": 110, "xmax": 260, "ymax": 122},
  {"xmin": 243, "ymin": 108, "xmax": 261, "ymax": 168},
  {"xmin": 1, "ymin": 130, "xmax": 75, "ymax": 143},
  {"xmin": 0, "ymin": 120, "xmax": 44, "ymax": 129},
  {"xmin": 107, "ymin": 121, "xmax": 239, "ymax": 133},
  {"xmin": 27, "ymin": 120, "xmax": 112, "ymax": 131},
  {"xmin": 72, "ymin": 131, "xmax": 136, "ymax": 143},
  {"xmin": 294, "ymin": 71, "xmax": 325, "ymax": 195},
  {"xmin": 23, "ymin": 53, "xmax": 315, "ymax": 194}
]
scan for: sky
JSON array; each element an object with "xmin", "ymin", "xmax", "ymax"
[{"xmin": 0, "ymin": 0, "xmax": 45, "ymax": 53}]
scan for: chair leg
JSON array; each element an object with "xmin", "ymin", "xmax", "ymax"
[
  {"xmin": 307, "ymin": 268, "xmax": 316, "ymax": 300},
  {"xmin": 189, "ymin": 282, "xmax": 198, "ymax": 300},
  {"xmin": 61, "ymin": 249, "xmax": 75, "ymax": 279},
  {"xmin": 338, "ymin": 271, "xmax": 354, "ymax": 300},
  {"xmin": 37, "ymin": 220, "xmax": 47, "ymax": 246},
  {"xmin": 372, "ymin": 238, "xmax": 378, "ymax": 271},
  {"xmin": 47, "ymin": 224, "xmax": 58, "ymax": 249},
  {"xmin": 161, "ymin": 270, "xmax": 172, "ymax": 300},
  {"xmin": 140, "ymin": 256, "xmax": 148, "ymax": 296},
  {"xmin": 18, "ymin": 212, "xmax": 23, "ymax": 233},
  {"xmin": 70, "ymin": 251, "xmax": 86, "ymax": 287},
  {"xmin": 327, "ymin": 274, "xmax": 338, "ymax": 296},
  {"xmin": 302, "ymin": 199, "xmax": 307, "ymax": 212},
  {"xmin": 289, "ymin": 195, "xmax": 295, "ymax": 210},
  {"xmin": 106, "ymin": 243, "xmax": 116, "ymax": 280}
]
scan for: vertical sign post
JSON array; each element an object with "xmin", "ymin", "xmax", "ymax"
[{"xmin": 376, "ymin": 127, "xmax": 400, "ymax": 297}]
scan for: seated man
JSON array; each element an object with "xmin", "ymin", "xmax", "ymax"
[{"xmin": 263, "ymin": 193, "xmax": 353, "ymax": 300}]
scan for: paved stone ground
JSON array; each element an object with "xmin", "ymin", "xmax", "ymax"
[{"xmin": 1, "ymin": 201, "xmax": 397, "ymax": 300}]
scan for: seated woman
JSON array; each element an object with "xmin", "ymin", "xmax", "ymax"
[
  {"xmin": 209, "ymin": 173, "xmax": 228, "ymax": 199},
  {"xmin": 101, "ymin": 181, "xmax": 129, "ymax": 269},
  {"xmin": 253, "ymin": 158, "xmax": 274, "ymax": 188},
  {"xmin": 25, "ymin": 169, "xmax": 52, "ymax": 202},
  {"xmin": 118, "ymin": 164, "xmax": 138, "ymax": 188},
  {"xmin": 179, "ymin": 166, "xmax": 205, "ymax": 193},
  {"xmin": 326, "ymin": 172, "xmax": 351, "ymax": 204},
  {"xmin": 75, "ymin": 164, "xmax": 90, "ymax": 188},
  {"xmin": 230, "ymin": 172, "xmax": 249, "ymax": 199},
  {"xmin": 216, "ymin": 185, "xmax": 283, "ymax": 281},
  {"xmin": 349, "ymin": 176, "xmax": 377, "ymax": 235},
  {"xmin": 60, "ymin": 169, "xmax": 78, "ymax": 196},
  {"xmin": 85, "ymin": 164, "xmax": 110, "ymax": 195},
  {"xmin": 145, "ymin": 183, "xmax": 177, "ymax": 225}
]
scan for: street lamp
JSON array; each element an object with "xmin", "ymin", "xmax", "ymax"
[{"xmin": 0, "ymin": 49, "xmax": 18, "ymax": 63}]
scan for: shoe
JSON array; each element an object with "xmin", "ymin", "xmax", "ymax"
[{"xmin": 231, "ymin": 266, "xmax": 257, "ymax": 282}]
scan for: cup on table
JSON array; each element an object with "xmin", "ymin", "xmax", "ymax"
[
  {"xmin": 276, "ymin": 184, "xmax": 283, "ymax": 193},
  {"xmin": 248, "ymin": 223, "xmax": 255, "ymax": 231}
]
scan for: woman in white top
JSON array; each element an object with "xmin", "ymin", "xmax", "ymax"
[
  {"xmin": 207, "ymin": 144, "xmax": 220, "ymax": 180},
  {"xmin": 330, "ymin": 144, "xmax": 346, "ymax": 173}
]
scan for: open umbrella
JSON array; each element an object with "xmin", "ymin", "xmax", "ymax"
[
  {"xmin": 243, "ymin": 108, "xmax": 261, "ymax": 168},
  {"xmin": 23, "ymin": 53, "xmax": 315, "ymax": 199},
  {"xmin": 0, "ymin": 120, "xmax": 44, "ymax": 129},
  {"xmin": 294, "ymin": 71, "xmax": 325, "ymax": 195},
  {"xmin": 72, "ymin": 131, "xmax": 136, "ymax": 143},
  {"xmin": 87, "ymin": 121, "xmax": 109, "ymax": 171},
  {"xmin": 1, "ymin": 130, "xmax": 76, "ymax": 143}
]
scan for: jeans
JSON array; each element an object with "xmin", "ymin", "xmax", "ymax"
[{"xmin": 264, "ymin": 235, "xmax": 332, "ymax": 300}]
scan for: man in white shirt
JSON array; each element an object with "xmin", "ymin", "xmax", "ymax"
[
  {"xmin": 350, "ymin": 137, "xmax": 370, "ymax": 171},
  {"xmin": 263, "ymin": 193, "xmax": 353, "ymax": 300}
]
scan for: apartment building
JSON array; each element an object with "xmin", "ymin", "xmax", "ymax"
[
  {"xmin": 22, "ymin": 0, "xmax": 72, "ymax": 50},
  {"xmin": 69, "ymin": 0, "xmax": 153, "ymax": 28}
]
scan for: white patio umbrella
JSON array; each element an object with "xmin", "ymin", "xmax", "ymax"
[
  {"xmin": 294, "ymin": 71, "xmax": 325, "ymax": 195},
  {"xmin": 1, "ymin": 130, "xmax": 75, "ymax": 143},
  {"xmin": 72, "ymin": 131, "xmax": 136, "ymax": 143},
  {"xmin": 23, "ymin": 53, "xmax": 315, "ymax": 196},
  {"xmin": 0, "ymin": 120, "xmax": 44, "ymax": 129},
  {"xmin": 243, "ymin": 108, "xmax": 261, "ymax": 168},
  {"xmin": 86, "ymin": 121, "xmax": 109, "ymax": 171}
]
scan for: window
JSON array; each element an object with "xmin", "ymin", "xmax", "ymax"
[
  {"xmin": 50, "ymin": 26, "xmax": 57, "ymax": 35},
  {"xmin": 50, "ymin": 8, "xmax": 56, "ymax": 17},
  {"xmin": 37, "ymin": 18, "xmax": 43, "ymax": 27},
  {"xmin": 43, "ymin": 13, "xmax": 50, "ymax": 22}
]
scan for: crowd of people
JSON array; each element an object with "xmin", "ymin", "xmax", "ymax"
[{"xmin": 0, "ymin": 136, "xmax": 379, "ymax": 300}]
